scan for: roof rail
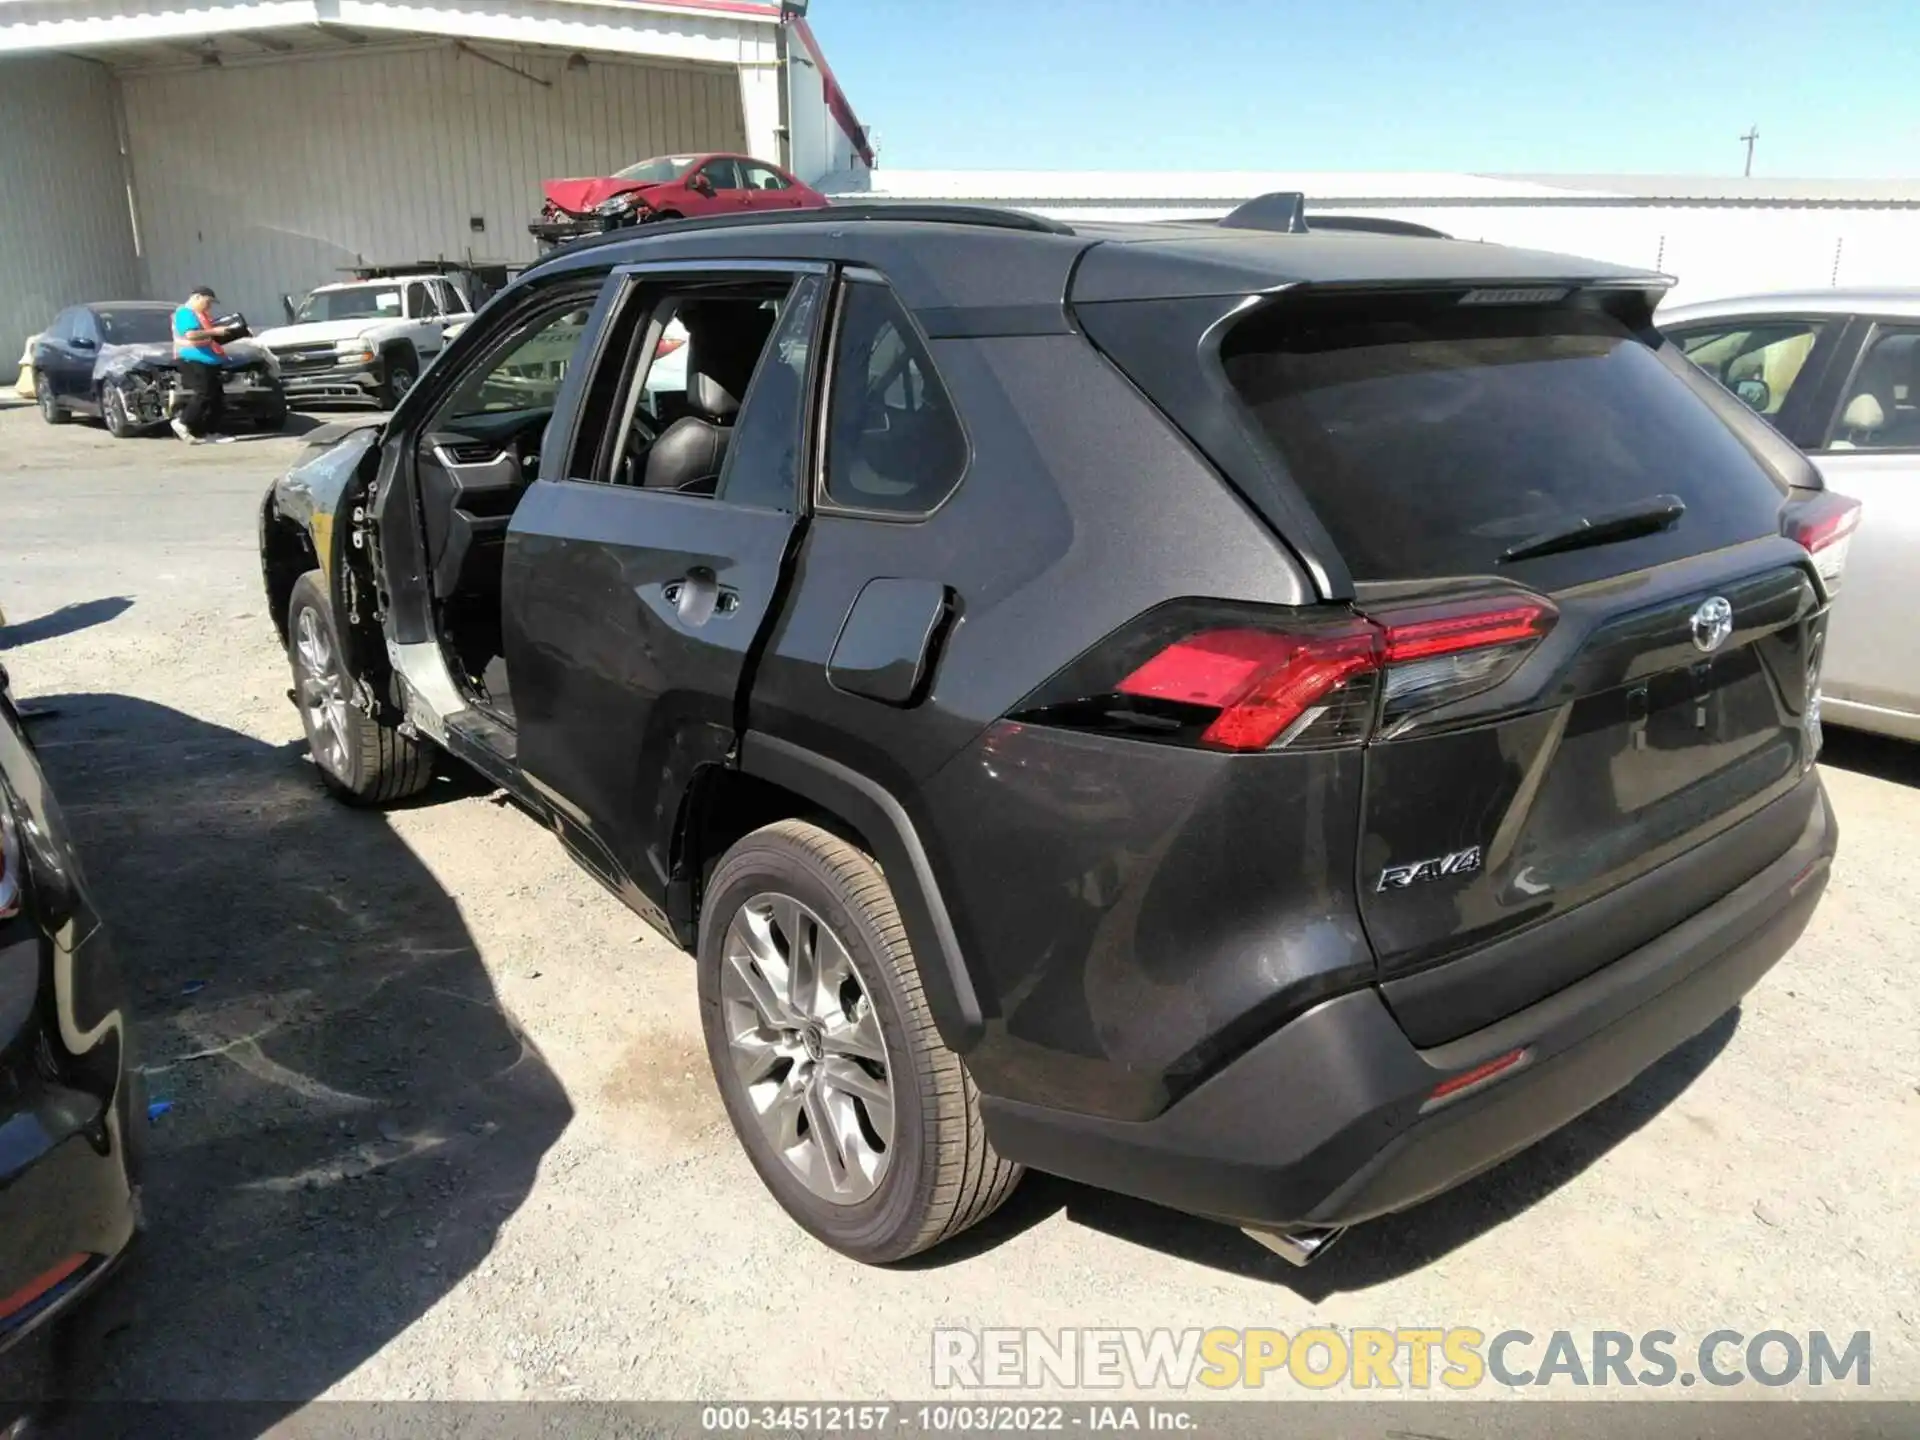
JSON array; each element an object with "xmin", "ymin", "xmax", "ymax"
[
  {"xmin": 532, "ymin": 200, "xmax": 1075, "ymax": 266},
  {"xmin": 1218, "ymin": 191, "xmax": 1308, "ymax": 234}
]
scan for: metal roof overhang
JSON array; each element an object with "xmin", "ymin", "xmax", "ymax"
[{"xmin": 0, "ymin": 0, "xmax": 781, "ymax": 68}]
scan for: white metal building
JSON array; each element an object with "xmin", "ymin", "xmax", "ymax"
[
  {"xmin": 838, "ymin": 170, "xmax": 1920, "ymax": 310},
  {"xmin": 0, "ymin": 0, "xmax": 872, "ymax": 380}
]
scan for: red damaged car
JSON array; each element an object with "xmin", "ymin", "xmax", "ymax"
[{"xmin": 529, "ymin": 152, "xmax": 827, "ymax": 248}]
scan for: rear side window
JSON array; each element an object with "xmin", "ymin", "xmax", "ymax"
[
  {"xmin": 822, "ymin": 281, "xmax": 968, "ymax": 515},
  {"xmin": 1222, "ymin": 300, "xmax": 1789, "ymax": 582}
]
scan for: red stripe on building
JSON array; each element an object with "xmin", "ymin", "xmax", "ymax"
[{"xmin": 790, "ymin": 15, "xmax": 876, "ymax": 169}]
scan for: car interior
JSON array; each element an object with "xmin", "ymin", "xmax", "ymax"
[
  {"xmin": 411, "ymin": 280, "xmax": 797, "ymax": 726},
  {"xmin": 1830, "ymin": 330, "xmax": 1920, "ymax": 450}
]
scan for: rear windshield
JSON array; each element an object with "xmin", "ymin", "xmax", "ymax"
[{"xmin": 1221, "ymin": 300, "xmax": 1788, "ymax": 582}]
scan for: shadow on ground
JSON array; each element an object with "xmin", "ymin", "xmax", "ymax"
[
  {"xmin": 0, "ymin": 599, "xmax": 133, "ymax": 650},
  {"xmin": 919, "ymin": 1006, "xmax": 1739, "ymax": 1299},
  {"xmin": 1818, "ymin": 725, "xmax": 1920, "ymax": 789},
  {"xmin": 0, "ymin": 693, "xmax": 572, "ymax": 1429}
]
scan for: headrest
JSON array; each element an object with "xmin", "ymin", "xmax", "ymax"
[
  {"xmin": 1842, "ymin": 393, "xmax": 1886, "ymax": 431},
  {"xmin": 679, "ymin": 300, "xmax": 778, "ymax": 421}
]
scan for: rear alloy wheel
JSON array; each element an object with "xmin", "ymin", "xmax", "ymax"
[
  {"xmin": 699, "ymin": 821, "xmax": 1022, "ymax": 1262},
  {"xmin": 101, "ymin": 383, "xmax": 138, "ymax": 439},
  {"xmin": 285, "ymin": 570, "xmax": 433, "ymax": 805},
  {"xmin": 38, "ymin": 377, "xmax": 68, "ymax": 425},
  {"xmin": 721, "ymin": 891, "xmax": 898, "ymax": 1205}
]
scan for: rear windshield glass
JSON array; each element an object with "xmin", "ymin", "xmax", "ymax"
[{"xmin": 1221, "ymin": 301, "xmax": 1788, "ymax": 582}]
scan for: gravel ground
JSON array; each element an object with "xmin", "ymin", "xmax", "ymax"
[{"xmin": 0, "ymin": 401, "xmax": 1915, "ymax": 1415}]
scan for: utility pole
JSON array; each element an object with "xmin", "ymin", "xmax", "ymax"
[{"xmin": 1740, "ymin": 125, "xmax": 1759, "ymax": 177}]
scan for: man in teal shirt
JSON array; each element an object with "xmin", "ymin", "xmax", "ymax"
[{"xmin": 171, "ymin": 286, "xmax": 240, "ymax": 444}]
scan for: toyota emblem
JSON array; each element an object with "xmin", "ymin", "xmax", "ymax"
[{"xmin": 1691, "ymin": 596, "xmax": 1733, "ymax": 653}]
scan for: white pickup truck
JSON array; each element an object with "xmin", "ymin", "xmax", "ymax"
[{"xmin": 257, "ymin": 273, "xmax": 475, "ymax": 408}]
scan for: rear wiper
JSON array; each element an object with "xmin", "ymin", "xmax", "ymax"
[{"xmin": 1499, "ymin": 494, "xmax": 1687, "ymax": 564}]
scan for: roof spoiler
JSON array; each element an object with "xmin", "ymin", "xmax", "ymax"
[
  {"xmin": 1307, "ymin": 214, "xmax": 1452, "ymax": 240},
  {"xmin": 1218, "ymin": 192, "xmax": 1454, "ymax": 240}
]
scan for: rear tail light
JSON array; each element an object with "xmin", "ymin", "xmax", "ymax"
[
  {"xmin": 655, "ymin": 336, "xmax": 686, "ymax": 357},
  {"xmin": 1013, "ymin": 593, "xmax": 1555, "ymax": 753},
  {"xmin": 1785, "ymin": 491, "xmax": 1862, "ymax": 591},
  {"xmin": 1117, "ymin": 624, "xmax": 1380, "ymax": 750}
]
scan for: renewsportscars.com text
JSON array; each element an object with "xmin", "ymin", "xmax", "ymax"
[{"xmin": 932, "ymin": 1327, "xmax": 1872, "ymax": 1391}]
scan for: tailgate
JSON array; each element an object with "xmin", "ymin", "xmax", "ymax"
[
  {"xmin": 1211, "ymin": 285, "xmax": 1832, "ymax": 1044},
  {"xmin": 1359, "ymin": 555, "xmax": 1822, "ymax": 1042}
]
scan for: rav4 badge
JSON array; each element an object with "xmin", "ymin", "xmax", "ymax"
[{"xmin": 1377, "ymin": 846, "xmax": 1484, "ymax": 892}]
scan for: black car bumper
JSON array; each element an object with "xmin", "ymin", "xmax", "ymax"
[
  {"xmin": 980, "ymin": 780, "xmax": 1835, "ymax": 1232},
  {"xmin": 0, "ymin": 925, "xmax": 142, "ymax": 1356}
]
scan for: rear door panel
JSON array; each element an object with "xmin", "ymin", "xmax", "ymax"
[
  {"xmin": 1805, "ymin": 318, "xmax": 1920, "ymax": 718},
  {"xmin": 501, "ymin": 265, "xmax": 824, "ymax": 911},
  {"xmin": 503, "ymin": 482, "xmax": 795, "ymax": 899},
  {"xmin": 1811, "ymin": 448, "xmax": 1920, "ymax": 714}
]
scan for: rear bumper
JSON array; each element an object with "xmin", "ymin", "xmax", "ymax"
[
  {"xmin": 0, "ymin": 1080, "xmax": 140, "ymax": 1355},
  {"xmin": 981, "ymin": 779, "xmax": 1836, "ymax": 1230}
]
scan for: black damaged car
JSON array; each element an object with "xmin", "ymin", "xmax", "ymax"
[
  {"xmin": 32, "ymin": 301, "xmax": 287, "ymax": 438},
  {"xmin": 0, "ymin": 661, "xmax": 143, "ymax": 1353},
  {"xmin": 259, "ymin": 198, "xmax": 1845, "ymax": 1266}
]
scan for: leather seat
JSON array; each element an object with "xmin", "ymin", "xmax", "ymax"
[{"xmin": 643, "ymin": 300, "xmax": 778, "ymax": 494}]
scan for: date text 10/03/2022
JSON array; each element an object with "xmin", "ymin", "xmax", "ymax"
[{"xmin": 701, "ymin": 1406, "xmax": 1197, "ymax": 1432}]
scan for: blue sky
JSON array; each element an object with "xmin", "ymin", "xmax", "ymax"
[{"xmin": 806, "ymin": 0, "xmax": 1919, "ymax": 176}]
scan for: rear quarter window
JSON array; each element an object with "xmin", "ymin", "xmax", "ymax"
[{"xmin": 1221, "ymin": 299, "xmax": 1790, "ymax": 583}]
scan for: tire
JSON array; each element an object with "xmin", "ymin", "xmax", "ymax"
[
  {"xmin": 101, "ymin": 383, "xmax": 138, "ymax": 439},
  {"xmin": 37, "ymin": 377, "xmax": 68, "ymax": 425},
  {"xmin": 377, "ymin": 349, "xmax": 417, "ymax": 409},
  {"xmin": 256, "ymin": 401, "xmax": 289, "ymax": 434},
  {"xmin": 699, "ymin": 820, "xmax": 1022, "ymax": 1263},
  {"xmin": 285, "ymin": 570, "xmax": 434, "ymax": 805}
]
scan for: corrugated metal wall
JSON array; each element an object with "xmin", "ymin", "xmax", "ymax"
[
  {"xmin": 0, "ymin": 56, "xmax": 142, "ymax": 385},
  {"xmin": 118, "ymin": 41, "xmax": 745, "ymax": 325}
]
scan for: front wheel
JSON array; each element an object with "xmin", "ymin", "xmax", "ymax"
[
  {"xmin": 101, "ymin": 382, "xmax": 139, "ymax": 438},
  {"xmin": 285, "ymin": 570, "xmax": 433, "ymax": 805},
  {"xmin": 378, "ymin": 352, "xmax": 416, "ymax": 409},
  {"xmin": 699, "ymin": 821, "xmax": 1022, "ymax": 1263}
]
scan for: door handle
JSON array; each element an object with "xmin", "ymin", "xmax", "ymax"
[{"xmin": 660, "ymin": 568, "xmax": 736, "ymax": 626}]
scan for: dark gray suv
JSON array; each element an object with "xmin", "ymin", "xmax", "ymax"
[{"xmin": 259, "ymin": 198, "xmax": 1849, "ymax": 1265}]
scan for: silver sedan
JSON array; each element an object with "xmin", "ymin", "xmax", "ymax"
[{"xmin": 1660, "ymin": 288, "xmax": 1920, "ymax": 741}]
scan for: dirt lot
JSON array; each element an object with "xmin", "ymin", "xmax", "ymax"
[{"xmin": 0, "ymin": 401, "xmax": 1915, "ymax": 1411}]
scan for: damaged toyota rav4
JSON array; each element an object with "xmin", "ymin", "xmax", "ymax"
[{"xmin": 258, "ymin": 200, "xmax": 1847, "ymax": 1266}]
